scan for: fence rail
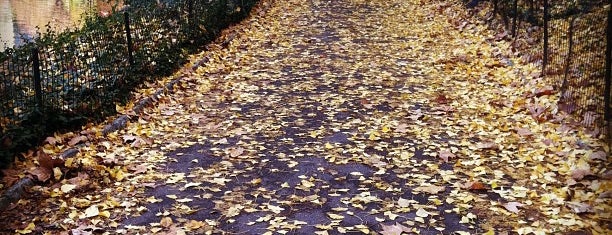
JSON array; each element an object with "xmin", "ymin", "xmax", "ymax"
[
  {"xmin": 468, "ymin": 0, "xmax": 611, "ymax": 145},
  {"xmin": 0, "ymin": 0, "xmax": 258, "ymax": 167}
]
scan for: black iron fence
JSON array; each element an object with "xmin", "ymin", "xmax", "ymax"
[
  {"xmin": 0, "ymin": 0, "xmax": 258, "ymax": 167},
  {"xmin": 469, "ymin": 0, "xmax": 611, "ymax": 145}
]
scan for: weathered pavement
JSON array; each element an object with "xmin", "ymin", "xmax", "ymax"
[
  {"xmin": 122, "ymin": 0, "xmax": 481, "ymax": 233},
  {"xmin": 42, "ymin": 0, "xmax": 606, "ymax": 234}
]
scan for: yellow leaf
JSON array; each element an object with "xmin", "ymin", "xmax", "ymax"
[
  {"xmin": 99, "ymin": 210, "xmax": 111, "ymax": 218},
  {"xmin": 368, "ymin": 131, "xmax": 380, "ymax": 140},
  {"xmin": 60, "ymin": 184, "xmax": 77, "ymax": 193},
  {"xmin": 15, "ymin": 222, "xmax": 35, "ymax": 234},
  {"xmin": 327, "ymin": 213, "xmax": 344, "ymax": 220},
  {"xmin": 324, "ymin": 142, "xmax": 334, "ymax": 149},
  {"xmin": 166, "ymin": 194, "xmax": 178, "ymax": 199},
  {"xmin": 416, "ymin": 208, "xmax": 429, "ymax": 217},
  {"xmin": 382, "ymin": 126, "xmax": 391, "ymax": 133},
  {"xmin": 160, "ymin": 217, "xmax": 173, "ymax": 228},
  {"xmin": 65, "ymin": 158, "xmax": 74, "ymax": 168},
  {"xmin": 84, "ymin": 205, "xmax": 99, "ymax": 218}
]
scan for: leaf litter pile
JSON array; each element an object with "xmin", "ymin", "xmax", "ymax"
[{"xmin": 1, "ymin": 0, "xmax": 610, "ymax": 234}]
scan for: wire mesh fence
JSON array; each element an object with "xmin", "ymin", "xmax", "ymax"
[
  {"xmin": 0, "ymin": 0, "xmax": 258, "ymax": 167},
  {"xmin": 468, "ymin": 0, "xmax": 611, "ymax": 145}
]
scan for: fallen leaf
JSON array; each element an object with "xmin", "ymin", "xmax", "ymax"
[
  {"xmin": 60, "ymin": 184, "xmax": 77, "ymax": 193},
  {"xmin": 84, "ymin": 205, "xmax": 99, "ymax": 218},
  {"xmin": 414, "ymin": 185, "xmax": 446, "ymax": 194},
  {"xmin": 438, "ymin": 150, "xmax": 455, "ymax": 163},
  {"xmin": 503, "ymin": 202, "xmax": 524, "ymax": 213},
  {"xmin": 571, "ymin": 168, "xmax": 593, "ymax": 181},
  {"xmin": 160, "ymin": 217, "xmax": 173, "ymax": 228},
  {"xmin": 463, "ymin": 181, "xmax": 487, "ymax": 191},
  {"xmin": 566, "ymin": 202, "xmax": 593, "ymax": 214},
  {"xmin": 68, "ymin": 135, "xmax": 88, "ymax": 146},
  {"xmin": 476, "ymin": 141, "xmax": 498, "ymax": 150},
  {"xmin": 515, "ymin": 127, "xmax": 533, "ymax": 137},
  {"xmin": 229, "ymin": 147, "xmax": 244, "ymax": 157},
  {"xmin": 29, "ymin": 167, "xmax": 52, "ymax": 182},
  {"xmin": 380, "ymin": 222, "xmax": 411, "ymax": 235},
  {"xmin": 415, "ymin": 208, "xmax": 429, "ymax": 217},
  {"xmin": 588, "ymin": 151, "xmax": 607, "ymax": 161}
]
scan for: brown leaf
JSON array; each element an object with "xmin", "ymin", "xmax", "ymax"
[
  {"xmin": 565, "ymin": 202, "xmax": 593, "ymax": 214},
  {"xmin": 515, "ymin": 127, "xmax": 533, "ymax": 137},
  {"xmin": 463, "ymin": 181, "xmax": 487, "ymax": 191},
  {"xmin": 434, "ymin": 93, "xmax": 449, "ymax": 104},
  {"xmin": 476, "ymin": 141, "xmax": 498, "ymax": 150},
  {"xmin": 44, "ymin": 136, "xmax": 57, "ymax": 145},
  {"xmin": 68, "ymin": 135, "xmax": 88, "ymax": 146},
  {"xmin": 588, "ymin": 151, "xmax": 607, "ymax": 161},
  {"xmin": 571, "ymin": 168, "xmax": 593, "ymax": 181},
  {"xmin": 503, "ymin": 202, "xmax": 523, "ymax": 213},
  {"xmin": 229, "ymin": 147, "xmax": 244, "ymax": 158},
  {"xmin": 414, "ymin": 185, "xmax": 446, "ymax": 194},
  {"xmin": 29, "ymin": 167, "xmax": 52, "ymax": 182},
  {"xmin": 534, "ymin": 86, "xmax": 554, "ymax": 97},
  {"xmin": 129, "ymin": 164, "xmax": 148, "ymax": 174},
  {"xmin": 37, "ymin": 151, "xmax": 54, "ymax": 170},
  {"xmin": 438, "ymin": 150, "xmax": 455, "ymax": 163}
]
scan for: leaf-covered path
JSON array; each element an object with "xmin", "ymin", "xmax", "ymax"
[{"xmin": 2, "ymin": 0, "xmax": 610, "ymax": 234}]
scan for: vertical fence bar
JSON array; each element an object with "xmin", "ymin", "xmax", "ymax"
[
  {"xmin": 605, "ymin": 2, "xmax": 612, "ymax": 148},
  {"xmin": 512, "ymin": 0, "xmax": 518, "ymax": 37},
  {"xmin": 543, "ymin": 0, "xmax": 549, "ymax": 74},
  {"xmin": 562, "ymin": 17, "xmax": 577, "ymax": 95},
  {"xmin": 124, "ymin": 12, "xmax": 134, "ymax": 67},
  {"xmin": 31, "ymin": 48, "xmax": 43, "ymax": 109}
]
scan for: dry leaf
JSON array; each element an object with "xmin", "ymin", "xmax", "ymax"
[
  {"xmin": 84, "ymin": 205, "xmax": 100, "ymax": 218},
  {"xmin": 571, "ymin": 168, "xmax": 593, "ymax": 181},
  {"xmin": 588, "ymin": 151, "xmax": 607, "ymax": 161},
  {"xmin": 160, "ymin": 217, "xmax": 173, "ymax": 227},
  {"xmin": 380, "ymin": 223, "xmax": 411, "ymax": 235},
  {"xmin": 503, "ymin": 202, "xmax": 523, "ymax": 213},
  {"xmin": 566, "ymin": 202, "xmax": 593, "ymax": 214},
  {"xmin": 438, "ymin": 150, "xmax": 455, "ymax": 163},
  {"xmin": 229, "ymin": 147, "xmax": 244, "ymax": 157},
  {"xmin": 29, "ymin": 167, "xmax": 52, "ymax": 182},
  {"xmin": 68, "ymin": 135, "xmax": 88, "ymax": 146},
  {"xmin": 414, "ymin": 185, "xmax": 446, "ymax": 194},
  {"xmin": 463, "ymin": 181, "xmax": 487, "ymax": 191},
  {"xmin": 61, "ymin": 184, "xmax": 77, "ymax": 193},
  {"xmin": 476, "ymin": 142, "xmax": 498, "ymax": 150},
  {"xmin": 415, "ymin": 208, "xmax": 429, "ymax": 217},
  {"xmin": 515, "ymin": 127, "xmax": 533, "ymax": 137}
]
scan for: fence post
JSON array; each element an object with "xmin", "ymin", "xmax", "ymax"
[
  {"xmin": 605, "ymin": 2, "xmax": 612, "ymax": 148},
  {"xmin": 542, "ymin": 0, "xmax": 549, "ymax": 74},
  {"xmin": 124, "ymin": 12, "xmax": 134, "ymax": 67},
  {"xmin": 31, "ymin": 48, "xmax": 43, "ymax": 109},
  {"xmin": 511, "ymin": 0, "xmax": 518, "ymax": 37}
]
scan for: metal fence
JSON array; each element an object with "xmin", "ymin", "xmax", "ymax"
[
  {"xmin": 0, "ymin": 0, "xmax": 258, "ymax": 166},
  {"xmin": 471, "ymin": 0, "xmax": 611, "ymax": 144}
]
